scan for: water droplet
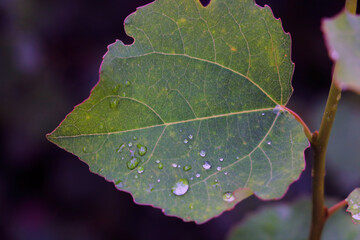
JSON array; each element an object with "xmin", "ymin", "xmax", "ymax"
[
  {"xmin": 190, "ymin": 177, "xmax": 194, "ymax": 180},
  {"xmin": 267, "ymin": 141, "xmax": 272, "ymax": 145},
  {"xmin": 188, "ymin": 134, "xmax": 193, "ymax": 139},
  {"xmin": 146, "ymin": 183, "xmax": 154, "ymax": 192},
  {"xmin": 134, "ymin": 175, "xmax": 138, "ymax": 179},
  {"xmin": 184, "ymin": 139, "xmax": 188, "ymax": 144},
  {"xmin": 195, "ymin": 173, "xmax": 201, "ymax": 178},
  {"xmin": 158, "ymin": 163, "xmax": 164, "ymax": 169},
  {"xmin": 172, "ymin": 163, "xmax": 178, "ymax": 168},
  {"xmin": 115, "ymin": 180, "xmax": 123, "ymax": 188},
  {"xmin": 113, "ymin": 84, "xmax": 121, "ymax": 94},
  {"xmin": 219, "ymin": 158, "xmax": 224, "ymax": 162},
  {"xmin": 172, "ymin": 178, "xmax": 189, "ymax": 196},
  {"xmin": 189, "ymin": 203, "xmax": 194, "ymax": 209},
  {"xmin": 261, "ymin": 113, "xmax": 265, "ymax": 116},
  {"xmin": 116, "ymin": 143, "xmax": 126, "ymax": 153},
  {"xmin": 224, "ymin": 171, "xmax": 229, "ymax": 175},
  {"xmin": 137, "ymin": 144, "xmax": 147, "ymax": 156},
  {"xmin": 128, "ymin": 142, "xmax": 133, "ymax": 147},
  {"xmin": 133, "ymin": 136, "xmax": 137, "ymax": 141},
  {"xmin": 202, "ymin": 161, "xmax": 211, "ymax": 170},
  {"xmin": 155, "ymin": 160, "xmax": 160, "ymax": 164},
  {"xmin": 217, "ymin": 166, "xmax": 222, "ymax": 171},
  {"xmin": 212, "ymin": 180, "xmax": 220, "ymax": 188},
  {"xmin": 222, "ymin": 192, "xmax": 235, "ymax": 202},
  {"xmin": 82, "ymin": 146, "xmax": 87, "ymax": 153},
  {"xmin": 177, "ymin": 165, "xmax": 181, "ymax": 168},
  {"xmin": 183, "ymin": 165, "xmax": 192, "ymax": 171},
  {"xmin": 109, "ymin": 98, "xmax": 119, "ymax": 109},
  {"xmin": 125, "ymin": 81, "xmax": 131, "ymax": 87},
  {"xmin": 199, "ymin": 150, "xmax": 206, "ymax": 157},
  {"xmin": 127, "ymin": 157, "xmax": 140, "ymax": 170},
  {"xmin": 137, "ymin": 166, "xmax": 145, "ymax": 174},
  {"xmin": 352, "ymin": 213, "xmax": 360, "ymax": 221},
  {"xmin": 157, "ymin": 179, "xmax": 161, "ymax": 183}
]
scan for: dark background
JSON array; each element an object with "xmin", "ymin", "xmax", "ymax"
[{"xmin": 0, "ymin": 0, "xmax": 354, "ymax": 239}]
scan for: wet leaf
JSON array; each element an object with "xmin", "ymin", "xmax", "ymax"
[
  {"xmin": 47, "ymin": 0, "xmax": 308, "ymax": 223},
  {"xmin": 347, "ymin": 188, "xmax": 360, "ymax": 224},
  {"xmin": 323, "ymin": 10, "xmax": 360, "ymax": 94},
  {"xmin": 228, "ymin": 199, "xmax": 360, "ymax": 240}
]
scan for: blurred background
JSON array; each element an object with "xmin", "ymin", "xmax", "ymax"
[{"xmin": 0, "ymin": 0, "xmax": 358, "ymax": 239}]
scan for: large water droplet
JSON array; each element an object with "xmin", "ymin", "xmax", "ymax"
[
  {"xmin": 199, "ymin": 150, "xmax": 206, "ymax": 157},
  {"xmin": 172, "ymin": 178, "xmax": 189, "ymax": 196},
  {"xmin": 352, "ymin": 213, "xmax": 360, "ymax": 221},
  {"xmin": 116, "ymin": 143, "xmax": 126, "ymax": 153},
  {"xmin": 183, "ymin": 165, "xmax": 192, "ymax": 171},
  {"xmin": 127, "ymin": 157, "xmax": 140, "ymax": 170},
  {"xmin": 223, "ymin": 192, "xmax": 235, "ymax": 202},
  {"xmin": 202, "ymin": 161, "xmax": 211, "ymax": 170},
  {"xmin": 137, "ymin": 166, "xmax": 145, "ymax": 174},
  {"xmin": 109, "ymin": 98, "xmax": 119, "ymax": 109},
  {"xmin": 137, "ymin": 144, "xmax": 147, "ymax": 156}
]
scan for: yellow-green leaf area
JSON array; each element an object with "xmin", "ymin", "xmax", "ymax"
[
  {"xmin": 323, "ymin": 10, "xmax": 360, "ymax": 94},
  {"xmin": 47, "ymin": 0, "xmax": 308, "ymax": 223},
  {"xmin": 347, "ymin": 188, "xmax": 360, "ymax": 224}
]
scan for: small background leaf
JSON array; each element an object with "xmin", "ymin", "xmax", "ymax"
[
  {"xmin": 347, "ymin": 188, "xmax": 360, "ymax": 224},
  {"xmin": 323, "ymin": 10, "xmax": 360, "ymax": 93},
  {"xmin": 227, "ymin": 199, "xmax": 360, "ymax": 240},
  {"xmin": 47, "ymin": 0, "xmax": 308, "ymax": 223}
]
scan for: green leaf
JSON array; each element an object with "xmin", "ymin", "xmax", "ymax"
[
  {"xmin": 347, "ymin": 188, "xmax": 360, "ymax": 224},
  {"xmin": 227, "ymin": 199, "xmax": 360, "ymax": 240},
  {"xmin": 323, "ymin": 10, "xmax": 360, "ymax": 94},
  {"xmin": 47, "ymin": 0, "xmax": 308, "ymax": 223}
]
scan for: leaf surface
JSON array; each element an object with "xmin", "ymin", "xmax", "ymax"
[
  {"xmin": 347, "ymin": 188, "xmax": 360, "ymax": 224},
  {"xmin": 227, "ymin": 199, "xmax": 360, "ymax": 240},
  {"xmin": 323, "ymin": 10, "xmax": 360, "ymax": 94},
  {"xmin": 47, "ymin": 0, "xmax": 308, "ymax": 223}
]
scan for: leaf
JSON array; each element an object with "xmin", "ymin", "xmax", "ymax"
[
  {"xmin": 347, "ymin": 188, "xmax": 360, "ymax": 224},
  {"xmin": 322, "ymin": 10, "xmax": 360, "ymax": 94},
  {"xmin": 227, "ymin": 199, "xmax": 360, "ymax": 240},
  {"xmin": 47, "ymin": 0, "xmax": 308, "ymax": 223}
]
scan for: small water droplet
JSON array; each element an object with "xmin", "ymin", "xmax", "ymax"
[
  {"xmin": 219, "ymin": 158, "xmax": 224, "ymax": 162},
  {"xmin": 236, "ymin": 156, "xmax": 239, "ymax": 160},
  {"xmin": 217, "ymin": 166, "xmax": 222, "ymax": 171},
  {"xmin": 113, "ymin": 84, "xmax": 121, "ymax": 94},
  {"xmin": 184, "ymin": 139, "xmax": 188, "ymax": 144},
  {"xmin": 190, "ymin": 177, "xmax": 194, "ymax": 180},
  {"xmin": 128, "ymin": 142, "xmax": 133, "ymax": 147},
  {"xmin": 352, "ymin": 213, "xmax": 360, "ymax": 221},
  {"xmin": 109, "ymin": 98, "xmax": 119, "ymax": 109},
  {"xmin": 261, "ymin": 113, "xmax": 265, "ymax": 116},
  {"xmin": 172, "ymin": 178, "xmax": 189, "ymax": 196},
  {"xmin": 195, "ymin": 173, "xmax": 201, "ymax": 178},
  {"xmin": 224, "ymin": 171, "xmax": 229, "ymax": 175},
  {"xmin": 158, "ymin": 163, "xmax": 164, "ymax": 169},
  {"xmin": 137, "ymin": 144, "xmax": 147, "ymax": 156},
  {"xmin": 202, "ymin": 161, "xmax": 211, "ymax": 170},
  {"xmin": 155, "ymin": 160, "xmax": 160, "ymax": 164},
  {"xmin": 133, "ymin": 136, "xmax": 137, "ymax": 141},
  {"xmin": 188, "ymin": 134, "xmax": 193, "ymax": 139},
  {"xmin": 189, "ymin": 203, "xmax": 194, "ymax": 209},
  {"xmin": 177, "ymin": 165, "xmax": 181, "ymax": 168},
  {"xmin": 137, "ymin": 166, "xmax": 145, "ymax": 174},
  {"xmin": 199, "ymin": 150, "xmax": 206, "ymax": 157},
  {"xmin": 223, "ymin": 192, "xmax": 235, "ymax": 202},
  {"xmin": 172, "ymin": 163, "xmax": 178, "ymax": 168},
  {"xmin": 267, "ymin": 141, "xmax": 272, "ymax": 145},
  {"xmin": 82, "ymin": 146, "xmax": 87, "ymax": 153},
  {"xmin": 127, "ymin": 157, "xmax": 140, "ymax": 170},
  {"xmin": 116, "ymin": 143, "xmax": 126, "ymax": 153},
  {"xmin": 183, "ymin": 165, "xmax": 192, "ymax": 171},
  {"xmin": 125, "ymin": 81, "xmax": 131, "ymax": 87},
  {"xmin": 157, "ymin": 179, "xmax": 161, "ymax": 182}
]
